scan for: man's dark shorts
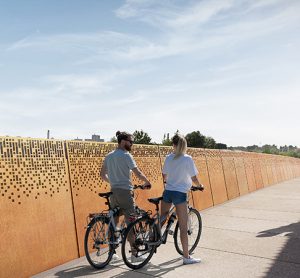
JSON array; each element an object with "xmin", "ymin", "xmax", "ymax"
[{"xmin": 110, "ymin": 188, "xmax": 135, "ymax": 224}]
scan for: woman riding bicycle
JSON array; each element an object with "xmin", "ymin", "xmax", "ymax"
[{"xmin": 161, "ymin": 134, "xmax": 204, "ymax": 265}]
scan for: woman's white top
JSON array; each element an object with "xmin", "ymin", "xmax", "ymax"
[{"xmin": 162, "ymin": 153, "xmax": 199, "ymax": 193}]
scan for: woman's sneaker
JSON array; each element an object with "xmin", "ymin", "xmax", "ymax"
[
  {"xmin": 131, "ymin": 254, "xmax": 148, "ymax": 263},
  {"xmin": 183, "ymin": 256, "xmax": 201, "ymax": 265},
  {"xmin": 112, "ymin": 253, "xmax": 120, "ymax": 261}
]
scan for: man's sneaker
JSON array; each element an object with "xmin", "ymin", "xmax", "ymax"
[
  {"xmin": 131, "ymin": 254, "xmax": 148, "ymax": 263},
  {"xmin": 183, "ymin": 256, "xmax": 201, "ymax": 265},
  {"xmin": 112, "ymin": 253, "xmax": 120, "ymax": 261}
]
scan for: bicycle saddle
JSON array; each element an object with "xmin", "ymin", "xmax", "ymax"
[
  {"xmin": 148, "ymin": 196, "xmax": 163, "ymax": 205},
  {"xmin": 99, "ymin": 192, "xmax": 113, "ymax": 198}
]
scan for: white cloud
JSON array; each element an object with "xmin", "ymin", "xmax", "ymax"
[
  {"xmin": 5, "ymin": 1, "xmax": 299, "ymax": 65},
  {"xmin": 166, "ymin": 0, "xmax": 235, "ymax": 28},
  {"xmin": 113, "ymin": 0, "xmax": 300, "ymax": 63},
  {"xmin": 6, "ymin": 31, "xmax": 147, "ymax": 55},
  {"xmin": 1, "ymin": 0, "xmax": 300, "ymax": 146}
]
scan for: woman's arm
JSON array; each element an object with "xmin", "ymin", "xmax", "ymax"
[
  {"xmin": 162, "ymin": 173, "xmax": 167, "ymax": 184},
  {"xmin": 191, "ymin": 175, "xmax": 204, "ymax": 189}
]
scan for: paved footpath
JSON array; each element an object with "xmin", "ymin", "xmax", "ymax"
[{"xmin": 33, "ymin": 178, "xmax": 300, "ymax": 278}]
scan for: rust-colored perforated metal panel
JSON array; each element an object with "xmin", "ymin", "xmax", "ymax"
[
  {"xmin": 251, "ymin": 153, "xmax": 264, "ymax": 190},
  {"xmin": 266, "ymin": 155, "xmax": 275, "ymax": 186},
  {"xmin": 274, "ymin": 156, "xmax": 283, "ymax": 183},
  {"xmin": 285, "ymin": 159, "xmax": 289, "ymax": 179},
  {"xmin": 220, "ymin": 150, "xmax": 239, "ymax": 200},
  {"xmin": 233, "ymin": 151, "xmax": 249, "ymax": 195},
  {"xmin": 0, "ymin": 137, "xmax": 78, "ymax": 278},
  {"xmin": 288, "ymin": 158, "xmax": 293, "ymax": 179},
  {"xmin": 296, "ymin": 159, "xmax": 300, "ymax": 177},
  {"xmin": 288, "ymin": 159, "xmax": 292, "ymax": 178},
  {"xmin": 277, "ymin": 157, "xmax": 285, "ymax": 181},
  {"xmin": 130, "ymin": 144, "xmax": 164, "ymax": 210},
  {"xmin": 204, "ymin": 149, "xmax": 228, "ymax": 205},
  {"xmin": 66, "ymin": 141, "xmax": 115, "ymax": 256},
  {"xmin": 297, "ymin": 159, "xmax": 300, "ymax": 177},
  {"xmin": 66, "ymin": 141, "xmax": 163, "ymax": 256},
  {"xmin": 281, "ymin": 159, "xmax": 288, "ymax": 181},
  {"xmin": 279, "ymin": 157, "xmax": 287, "ymax": 182},
  {"xmin": 291, "ymin": 158, "xmax": 297, "ymax": 178},
  {"xmin": 242, "ymin": 152, "xmax": 256, "ymax": 192},
  {"xmin": 259, "ymin": 153, "xmax": 269, "ymax": 186},
  {"xmin": 271, "ymin": 155, "xmax": 279, "ymax": 184},
  {"xmin": 157, "ymin": 145, "xmax": 171, "ymax": 167},
  {"xmin": 186, "ymin": 148, "xmax": 213, "ymax": 210}
]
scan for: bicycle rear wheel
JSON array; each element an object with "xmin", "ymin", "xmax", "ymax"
[
  {"xmin": 121, "ymin": 216, "xmax": 157, "ymax": 269},
  {"xmin": 84, "ymin": 217, "xmax": 114, "ymax": 269},
  {"xmin": 174, "ymin": 207, "xmax": 202, "ymax": 255}
]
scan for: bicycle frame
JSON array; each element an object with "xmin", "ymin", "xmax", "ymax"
[
  {"xmin": 147, "ymin": 190, "xmax": 196, "ymax": 246},
  {"xmin": 87, "ymin": 185, "xmax": 147, "ymax": 244}
]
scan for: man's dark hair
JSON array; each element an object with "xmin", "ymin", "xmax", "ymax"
[{"xmin": 116, "ymin": 131, "xmax": 132, "ymax": 144}]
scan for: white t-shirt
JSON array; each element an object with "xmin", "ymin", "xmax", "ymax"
[{"xmin": 162, "ymin": 153, "xmax": 199, "ymax": 193}]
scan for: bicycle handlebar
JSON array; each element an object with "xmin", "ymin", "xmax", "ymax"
[
  {"xmin": 133, "ymin": 184, "xmax": 151, "ymax": 190},
  {"xmin": 191, "ymin": 185, "xmax": 205, "ymax": 191}
]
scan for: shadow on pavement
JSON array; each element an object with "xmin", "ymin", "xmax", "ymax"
[
  {"xmin": 257, "ymin": 221, "xmax": 300, "ymax": 278},
  {"xmin": 53, "ymin": 257, "xmax": 182, "ymax": 277},
  {"xmin": 110, "ymin": 257, "xmax": 182, "ymax": 278},
  {"xmin": 54, "ymin": 264, "xmax": 117, "ymax": 277},
  {"xmin": 257, "ymin": 222, "xmax": 300, "ymax": 239}
]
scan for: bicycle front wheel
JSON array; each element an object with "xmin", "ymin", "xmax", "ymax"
[
  {"xmin": 174, "ymin": 207, "xmax": 202, "ymax": 255},
  {"xmin": 84, "ymin": 217, "xmax": 114, "ymax": 269},
  {"xmin": 121, "ymin": 216, "xmax": 157, "ymax": 269}
]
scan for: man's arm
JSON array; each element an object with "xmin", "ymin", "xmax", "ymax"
[
  {"xmin": 100, "ymin": 163, "xmax": 109, "ymax": 183},
  {"xmin": 132, "ymin": 167, "xmax": 151, "ymax": 188}
]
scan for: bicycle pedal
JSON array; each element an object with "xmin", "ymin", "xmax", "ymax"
[{"xmin": 168, "ymin": 230, "xmax": 174, "ymax": 235}]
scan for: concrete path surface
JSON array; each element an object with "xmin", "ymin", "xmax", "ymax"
[{"xmin": 33, "ymin": 178, "xmax": 300, "ymax": 278}]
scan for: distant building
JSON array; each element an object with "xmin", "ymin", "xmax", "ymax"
[
  {"xmin": 74, "ymin": 134, "xmax": 104, "ymax": 142},
  {"xmin": 91, "ymin": 134, "xmax": 104, "ymax": 142}
]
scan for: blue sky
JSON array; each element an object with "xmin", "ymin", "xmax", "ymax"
[{"xmin": 0, "ymin": 0, "xmax": 299, "ymax": 146}]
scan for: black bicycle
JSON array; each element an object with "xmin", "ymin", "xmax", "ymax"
[
  {"xmin": 84, "ymin": 185, "xmax": 149, "ymax": 269},
  {"xmin": 121, "ymin": 185, "xmax": 204, "ymax": 269}
]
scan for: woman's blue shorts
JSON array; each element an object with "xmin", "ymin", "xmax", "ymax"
[{"xmin": 162, "ymin": 190, "xmax": 187, "ymax": 205}]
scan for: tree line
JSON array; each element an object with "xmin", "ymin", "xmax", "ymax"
[
  {"xmin": 111, "ymin": 130, "xmax": 227, "ymax": 149},
  {"xmin": 110, "ymin": 130, "xmax": 299, "ymax": 159},
  {"xmin": 228, "ymin": 144, "xmax": 300, "ymax": 158}
]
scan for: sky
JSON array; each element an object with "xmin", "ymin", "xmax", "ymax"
[{"xmin": 0, "ymin": 0, "xmax": 299, "ymax": 146}]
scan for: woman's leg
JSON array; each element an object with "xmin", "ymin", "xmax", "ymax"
[{"xmin": 175, "ymin": 202, "xmax": 189, "ymax": 258}]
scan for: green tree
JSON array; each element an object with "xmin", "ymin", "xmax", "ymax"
[
  {"xmin": 262, "ymin": 144, "xmax": 279, "ymax": 154},
  {"xmin": 185, "ymin": 131, "xmax": 205, "ymax": 148},
  {"xmin": 162, "ymin": 133, "xmax": 172, "ymax": 146},
  {"xmin": 216, "ymin": 143, "xmax": 227, "ymax": 149},
  {"xmin": 246, "ymin": 145, "xmax": 259, "ymax": 152},
  {"xmin": 110, "ymin": 136, "xmax": 117, "ymax": 143},
  {"xmin": 204, "ymin": 136, "xmax": 216, "ymax": 149},
  {"xmin": 133, "ymin": 130, "xmax": 152, "ymax": 144}
]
